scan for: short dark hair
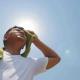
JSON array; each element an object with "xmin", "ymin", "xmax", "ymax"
[{"xmin": 3, "ymin": 26, "xmax": 24, "ymax": 48}]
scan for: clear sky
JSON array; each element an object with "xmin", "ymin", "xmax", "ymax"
[{"xmin": 0, "ymin": 0, "xmax": 80, "ymax": 80}]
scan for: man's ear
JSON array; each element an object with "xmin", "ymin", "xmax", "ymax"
[
  {"xmin": 4, "ymin": 34, "xmax": 9, "ymax": 41},
  {"xmin": 3, "ymin": 33, "xmax": 9, "ymax": 46},
  {"xmin": 4, "ymin": 31, "xmax": 11, "ymax": 41}
]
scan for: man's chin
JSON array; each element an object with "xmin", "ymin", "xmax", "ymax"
[{"xmin": 21, "ymin": 45, "xmax": 25, "ymax": 49}]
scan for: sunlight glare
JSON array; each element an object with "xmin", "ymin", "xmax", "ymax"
[{"xmin": 15, "ymin": 18, "xmax": 39, "ymax": 33}]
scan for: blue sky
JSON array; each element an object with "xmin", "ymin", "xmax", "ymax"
[{"xmin": 0, "ymin": 0, "xmax": 80, "ymax": 80}]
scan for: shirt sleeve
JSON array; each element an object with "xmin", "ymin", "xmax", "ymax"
[{"xmin": 33, "ymin": 57, "xmax": 48, "ymax": 75}]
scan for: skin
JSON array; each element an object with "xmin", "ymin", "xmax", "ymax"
[
  {"xmin": 4, "ymin": 28, "xmax": 61, "ymax": 69},
  {"xmin": 4, "ymin": 28, "xmax": 26, "ymax": 55}
]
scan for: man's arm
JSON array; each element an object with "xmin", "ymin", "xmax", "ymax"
[
  {"xmin": 33, "ymin": 38, "xmax": 61, "ymax": 69},
  {"xmin": 23, "ymin": 30, "xmax": 61, "ymax": 69}
]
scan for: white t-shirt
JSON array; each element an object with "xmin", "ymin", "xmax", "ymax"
[{"xmin": 0, "ymin": 51, "xmax": 48, "ymax": 80}]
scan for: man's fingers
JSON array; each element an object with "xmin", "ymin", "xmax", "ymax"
[
  {"xmin": 23, "ymin": 29, "xmax": 38, "ymax": 41},
  {"xmin": 27, "ymin": 30, "xmax": 35, "ymax": 34}
]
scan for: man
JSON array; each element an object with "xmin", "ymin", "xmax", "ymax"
[{"xmin": 0, "ymin": 26, "xmax": 60, "ymax": 80}]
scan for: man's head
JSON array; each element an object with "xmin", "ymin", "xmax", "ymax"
[{"xmin": 3, "ymin": 26, "xmax": 26, "ymax": 52}]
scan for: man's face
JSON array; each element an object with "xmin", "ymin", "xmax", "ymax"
[{"xmin": 6, "ymin": 28, "xmax": 26, "ymax": 49}]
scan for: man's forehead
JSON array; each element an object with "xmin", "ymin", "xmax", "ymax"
[
  {"xmin": 4, "ymin": 26, "xmax": 25, "ymax": 39},
  {"xmin": 6, "ymin": 28, "xmax": 25, "ymax": 37}
]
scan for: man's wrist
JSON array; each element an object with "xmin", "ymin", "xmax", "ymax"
[{"xmin": 32, "ymin": 38, "xmax": 39, "ymax": 44}]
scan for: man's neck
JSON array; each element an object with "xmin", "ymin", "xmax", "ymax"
[{"xmin": 4, "ymin": 46, "xmax": 20, "ymax": 55}]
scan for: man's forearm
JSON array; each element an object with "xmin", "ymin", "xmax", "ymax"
[
  {"xmin": 33, "ymin": 38, "xmax": 60, "ymax": 58},
  {"xmin": 27, "ymin": 30, "xmax": 61, "ymax": 69}
]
